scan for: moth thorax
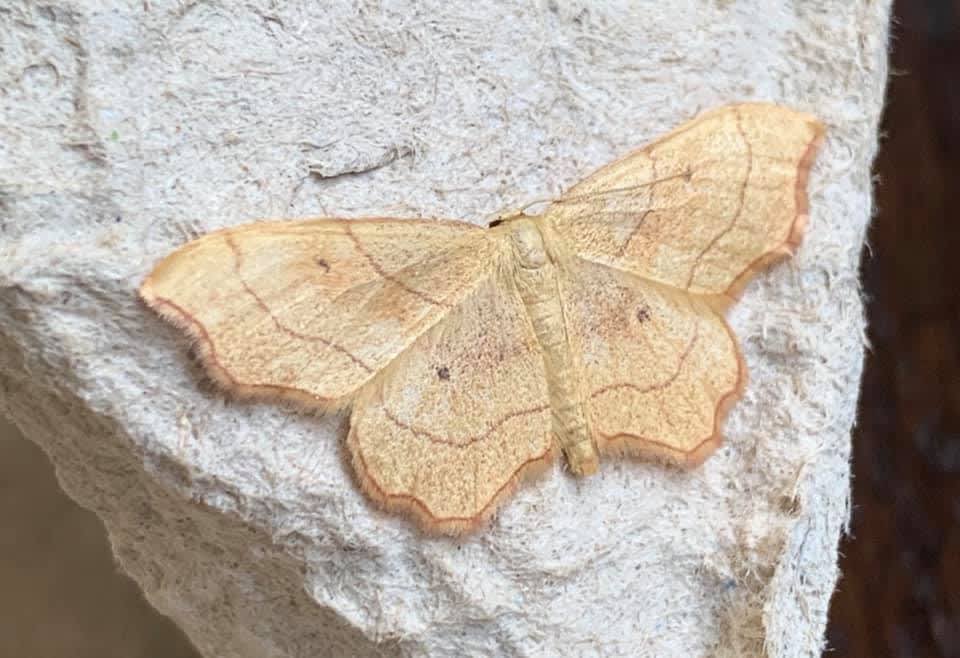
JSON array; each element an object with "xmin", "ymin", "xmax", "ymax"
[{"xmin": 509, "ymin": 218, "xmax": 549, "ymax": 270}]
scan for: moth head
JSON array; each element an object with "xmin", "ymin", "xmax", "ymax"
[
  {"xmin": 487, "ymin": 209, "xmax": 524, "ymax": 228},
  {"xmin": 508, "ymin": 219, "xmax": 548, "ymax": 269},
  {"xmin": 487, "ymin": 198, "xmax": 550, "ymax": 228}
]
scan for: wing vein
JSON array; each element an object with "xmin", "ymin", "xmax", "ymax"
[
  {"xmin": 225, "ymin": 233, "xmax": 376, "ymax": 373},
  {"xmin": 344, "ymin": 223, "xmax": 453, "ymax": 308},
  {"xmin": 684, "ymin": 107, "xmax": 753, "ymax": 289},
  {"xmin": 382, "ymin": 402, "xmax": 550, "ymax": 448}
]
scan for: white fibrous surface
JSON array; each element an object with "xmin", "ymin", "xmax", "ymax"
[{"xmin": 0, "ymin": 1, "xmax": 890, "ymax": 656}]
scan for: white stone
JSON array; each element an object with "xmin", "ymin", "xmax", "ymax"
[{"xmin": 0, "ymin": 1, "xmax": 890, "ymax": 656}]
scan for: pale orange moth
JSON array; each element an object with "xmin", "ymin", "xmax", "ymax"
[{"xmin": 141, "ymin": 103, "xmax": 824, "ymax": 534}]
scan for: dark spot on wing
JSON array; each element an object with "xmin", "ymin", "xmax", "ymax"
[
  {"xmin": 636, "ymin": 306, "xmax": 651, "ymax": 323},
  {"xmin": 436, "ymin": 366, "xmax": 450, "ymax": 381},
  {"xmin": 315, "ymin": 257, "xmax": 331, "ymax": 273}
]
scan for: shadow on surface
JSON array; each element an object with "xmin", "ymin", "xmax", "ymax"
[{"xmin": 0, "ymin": 417, "xmax": 201, "ymax": 658}]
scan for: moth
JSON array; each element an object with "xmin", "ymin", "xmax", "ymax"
[{"xmin": 141, "ymin": 103, "xmax": 824, "ymax": 534}]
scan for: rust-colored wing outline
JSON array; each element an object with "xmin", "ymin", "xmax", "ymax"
[
  {"xmin": 139, "ymin": 103, "xmax": 824, "ymax": 535},
  {"xmin": 139, "ymin": 217, "xmax": 495, "ymax": 409},
  {"xmin": 345, "ymin": 274, "xmax": 557, "ymax": 534},
  {"xmin": 544, "ymin": 103, "xmax": 823, "ymax": 468},
  {"xmin": 544, "ymin": 102, "xmax": 825, "ymax": 305},
  {"xmin": 560, "ymin": 260, "xmax": 746, "ymax": 468},
  {"xmin": 349, "ymin": 394, "xmax": 556, "ymax": 535}
]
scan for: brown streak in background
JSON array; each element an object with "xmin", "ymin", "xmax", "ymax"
[{"xmin": 826, "ymin": 1, "xmax": 960, "ymax": 656}]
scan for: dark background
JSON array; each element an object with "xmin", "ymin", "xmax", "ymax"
[
  {"xmin": 825, "ymin": 1, "xmax": 960, "ymax": 656},
  {"xmin": 0, "ymin": 1, "xmax": 955, "ymax": 656}
]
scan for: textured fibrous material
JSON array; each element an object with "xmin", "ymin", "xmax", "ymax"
[
  {"xmin": 0, "ymin": 2, "xmax": 890, "ymax": 657},
  {"xmin": 140, "ymin": 104, "xmax": 823, "ymax": 535}
]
